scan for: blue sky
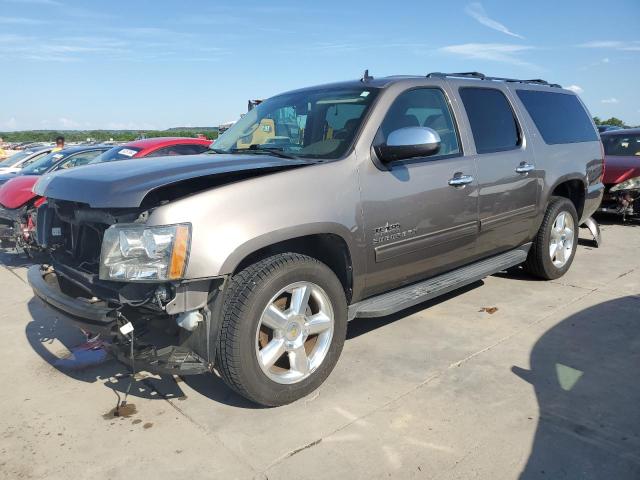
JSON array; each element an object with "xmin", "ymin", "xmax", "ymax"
[{"xmin": 1, "ymin": 0, "xmax": 638, "ymax": 130}]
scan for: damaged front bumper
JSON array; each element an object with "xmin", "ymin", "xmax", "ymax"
[
  {"xmin": 0, "ymin": 205, "xmax": 19, "ymax": 242},
  {"xmin": 27, "ymin": 264, "xmax": 227, "ymax": 375}
]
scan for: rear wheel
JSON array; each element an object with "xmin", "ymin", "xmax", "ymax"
[
  {"xmin": 524, "ymin": 197, "xmax": 578, "ymax": 280},
  {"xmin": 216, "ymin": 253, "xmax": 347, "ymax": 406}
]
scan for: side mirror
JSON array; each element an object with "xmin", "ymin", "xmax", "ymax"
[{"xmin": 375, "ymin": 127, "xmax": 441, "ymax": 163}]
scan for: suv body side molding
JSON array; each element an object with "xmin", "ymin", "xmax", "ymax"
[{"xmin": 349, "ymin": 243, "xmax": 531, "ymax": 320}]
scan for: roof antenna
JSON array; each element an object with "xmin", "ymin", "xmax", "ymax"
[{"xmin": 361, "ymin": 69, "xmax": 373, "ymax": 82}]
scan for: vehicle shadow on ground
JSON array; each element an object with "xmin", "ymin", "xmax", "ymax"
[
  {"xmin": 25, "ymin": 298, "xmax": 188, "ymax": 404},
  {"xmin": 0, "ymin": 249, "xmax": 33, "ymax": 268},
  {"xmin": 24, "ymin": 297, "xmax": 266, "ymax": 409},
  {"xmin": 347, "ymin": 281, "xmax": 484, "ymax": 339},
  {"xmin": 513, "ymin": 295, "xmax": 640, "ymax": 479},
  {"xmin": 593, "ymin": 212, "xmax": 639, "ymax": 227}
]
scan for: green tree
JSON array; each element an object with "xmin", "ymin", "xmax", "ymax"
[{"xmin": 602, "ymin": 117, "xmax": 626, "ymax": 128}]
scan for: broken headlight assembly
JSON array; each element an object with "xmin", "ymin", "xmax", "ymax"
[
  {"xmin": 610, "ymin": 176, "xmax": 640, "ymax": 192},
  {"xmin": 99, "ymin": 224, "xmax": 191, "ymax": 281}
]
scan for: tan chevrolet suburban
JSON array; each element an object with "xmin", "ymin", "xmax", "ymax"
[{"xmin": 28, "ymin": 72, "xmax": 604, "ymax": 406}]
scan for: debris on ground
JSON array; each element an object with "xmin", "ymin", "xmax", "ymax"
[{"xmin": 479, "ymin": 307, "xmax": 499, "ymax": 314}]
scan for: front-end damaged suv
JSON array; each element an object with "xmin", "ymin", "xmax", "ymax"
[{"xmin": 28, "ymin": 73, "xmax": 604, "ymax": 406}]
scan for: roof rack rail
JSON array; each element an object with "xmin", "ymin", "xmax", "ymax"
[
  {"xmin": 426, "ymin": 72, "xmax": 562, "ymax": 88},
  {"xmin": 427, "ymin": 72, "xmax": 486, "ymax": 80}
]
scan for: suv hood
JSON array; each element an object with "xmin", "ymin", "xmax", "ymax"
[
  {"xmin": 34, "ymin": 154, "xmax": 313, "ymax": 208},
  {"xmin": 603, "ymin": 155, "xmax": 640, "ymax": 185}
]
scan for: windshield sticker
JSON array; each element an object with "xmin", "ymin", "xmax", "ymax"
[
  {"xmin": 52, "ymin": 154, "xmax": 64, "ymax": 160},
  {"xmin": 118, "ymin": 148, "xmax": 137, "ymax": 157},
  {"xmin": 360, "ymin": 91, "xmax": 370, "ymax": 97}
]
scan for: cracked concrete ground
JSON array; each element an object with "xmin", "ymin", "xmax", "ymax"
[{"xmin": 0, "ymin": 219, "xmax": 639, "ymax": 479}]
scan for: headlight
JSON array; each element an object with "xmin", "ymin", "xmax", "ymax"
[
  {"xmin": 610, "ymin": 176, "xmax": 640, "ymax": 192},
  {"xmin": 99, "ymin": 224, "xmax": 191, "ymax": 281}
]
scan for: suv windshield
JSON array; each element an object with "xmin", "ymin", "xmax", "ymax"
[
  {"xmin": 21, "ymin": 151, "xmax": 66, "ymax": 175},
  {"xmin": 602, "ymin": 134, "xmax": 640, "ymax": 156},
  {"xmin": 91, "ymin": 146, "xmax": 142, "ymax": 163},
  {"xmin": 213, "ymin": 86, "xmax": 379, "ymax": 159}
]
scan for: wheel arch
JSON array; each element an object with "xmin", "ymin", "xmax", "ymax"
[
  {"xmin": 547, "ymin": 175, "xmax": 587, "ymax": 221},
  {"xmin": 220, "ymin": 224, "xmax": 357, "ymax": 303}
]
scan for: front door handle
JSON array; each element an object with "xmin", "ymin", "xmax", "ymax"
[
  {"xmin": 448, "ymin": 173, "xmax": 474, "ymax": 187},
  {"xmin": 515, "ymin": 163, "xmax": 535, "ymax": 174}
]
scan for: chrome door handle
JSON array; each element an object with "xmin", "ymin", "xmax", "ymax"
[
  {"xmin": 515, "ymin": 163, "xmax": 535, "ymax": 174},
  {"xmin": 448, "ymin": 174, "xmax": 474, "ymax": 187}
]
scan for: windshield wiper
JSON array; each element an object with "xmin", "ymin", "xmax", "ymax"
[{"xmin": 230, "ymin": 145, "xmax": 299, "ymax": 159}]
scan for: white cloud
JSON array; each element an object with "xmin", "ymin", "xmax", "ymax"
[
  {"xmin": 579, "ymin": 40, "xmax": 640, "ymax": 52},
  {"xmin": 465, "ymin": 3, "xmax": 524, "ymax": 39},
  {"xmin": 565, "ymin": 85, "xmax": 584, "ymax": 94},
  {"xmin": 440, "ymin": 43, "xmax": 538, "ymax": 69},
  {"xmin": 601, "ymin": 98, "xmax": 619, "ymax": 104},
  {"xmin": 0, "ymin": 16, "xmax": 45, "ymax": 24}
]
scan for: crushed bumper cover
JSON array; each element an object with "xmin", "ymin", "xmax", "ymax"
[
  {"xmin": 27, "ymin": 264, "xmax": 117, "ymax": 336},
  {"xmin": 27, "ymin": 264, "xmax": 220, "ymax": 375},
  {"xmin": 0, "ymin": 206, "xmax": 18, "ymax": 241}
]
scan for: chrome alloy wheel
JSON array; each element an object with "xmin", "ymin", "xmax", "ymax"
[
  {"xmin": 549, "ymin": 211, "xmax": 575, "ymax": 268},
  {"xmin": 255, "ymin": 281, "xmax": 335, "ymax": 385}
]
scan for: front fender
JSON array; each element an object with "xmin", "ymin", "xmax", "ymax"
[{"xmin": 145, "ymin": 158, "xmax": 363, "ymax": 281}]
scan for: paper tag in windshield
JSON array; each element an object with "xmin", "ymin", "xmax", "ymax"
[{"xmin": 118, "ymin": 148, "xmax": 137, "ymax": 157}]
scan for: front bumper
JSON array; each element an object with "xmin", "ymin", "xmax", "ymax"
[
  {"xmin": 0, "ymin": 206, "xmax": 18, "ymax": 241},
  {"xmin": 27, "ymin": 265, "xmax": 118, "ymax": 336},
  {"xmin": 27, "ymin": 264, "xmax": 221, "ymax": 375}
]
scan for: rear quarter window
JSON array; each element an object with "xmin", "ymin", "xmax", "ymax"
[{"xmin": 516, "ymin": 90, "xmax": 598, "ymax": 145}]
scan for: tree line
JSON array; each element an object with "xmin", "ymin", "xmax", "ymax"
[
  {"xmin": 592, "ymin": 117, "xmax": 636, "ymax": 128},
  {"xmin": 0, "ymin": 129, "xmax": 219, "ymax": 143}
]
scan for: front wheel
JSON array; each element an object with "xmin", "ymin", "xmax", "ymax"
[
  {"xmin": 216, "ymin": 253, "xmax": 347, "ymax": 406},
  {"xmin": 524, "ymin": 197, "xmax": 579, "ymax": 280}
]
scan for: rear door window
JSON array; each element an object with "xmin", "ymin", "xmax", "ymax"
[
  {"xmin": 168, "ymin": 144, "xmax": 211, "ymax": 155},
  {"xmin": 516, "ymin": 90, "xmax": 598, "ymax": 144},
  {"xmin": 459, "ymin": 87, "xmax": 521, "ymax": 154}
]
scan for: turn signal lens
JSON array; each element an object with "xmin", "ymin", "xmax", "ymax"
[{"xmin": 169, "ymin": 225, "xmax": 190, "ymax": 280}]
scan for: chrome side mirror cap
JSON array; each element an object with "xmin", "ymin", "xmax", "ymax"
[{"xmin": 375, "ymin": 127, "xmax": 441, "ymax": 163}]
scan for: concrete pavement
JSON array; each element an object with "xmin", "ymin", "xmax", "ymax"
[{"xmin": 0, "ymin": 218, "xmax": 638, "ymax": 479}]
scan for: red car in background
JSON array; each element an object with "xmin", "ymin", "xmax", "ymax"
[
  {"xmin": 599, "ymin": 128, "xmax": 640, "ymax": 220},
  {"xmin": 93, "ymin": 136, "xmax": 212, "ymax": 163},
  {"xmin": 0, "ymin": 137, "xmax": 212, "ymax": 253}
]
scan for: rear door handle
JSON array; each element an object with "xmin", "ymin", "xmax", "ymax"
[
  {"xmin": 515, "ymin": 163, "xmax": 535, "ymax": 174},
  {"xmin": 448, "ymin": 173, "xmax": 474, "ymax": 187}
]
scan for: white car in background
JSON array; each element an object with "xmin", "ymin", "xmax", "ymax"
[{"xmin": 0, "ymin": 147, "xmax": 53, "ymax": 174}]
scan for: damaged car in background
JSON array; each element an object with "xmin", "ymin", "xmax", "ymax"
[
  {"xmin": 27, "ymin": 72, "xmax": 603, "ymax": 406},
  {"xmin": 599, "ymin": 128, "xmax": 640, "ymax": 220}
]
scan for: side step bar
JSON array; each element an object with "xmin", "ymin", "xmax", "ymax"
[{"xmin": 348, "ymin": 244, "xmax": 531, "ymax": 320}]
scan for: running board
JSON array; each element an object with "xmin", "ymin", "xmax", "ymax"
[{"xmin": 348, "ymin": 244, "xmax": 531, "ymax": 320}]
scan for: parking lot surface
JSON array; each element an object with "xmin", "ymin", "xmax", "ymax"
[{"xmin": 0, "ymin": 219, "xmax": 638, "ymax": 480}]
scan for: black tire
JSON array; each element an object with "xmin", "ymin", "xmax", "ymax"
[
  {"xmin": 215, "ymin": 253, "xmax": 347, "ymax": 407},
  {"xmin": 524, "ymin": 197, "xmax": 579, "ymax": 280}
]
